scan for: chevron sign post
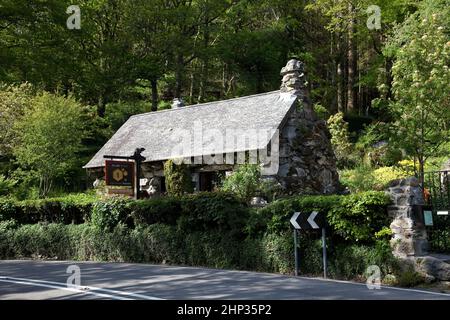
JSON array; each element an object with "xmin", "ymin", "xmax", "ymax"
[
  {"xmin": 290, "ymin": 211, "xmax": 322, "ymax": 230},
  {"xmin": 290, "ymin": 211, "xmax": 327, "ymax": 278}
]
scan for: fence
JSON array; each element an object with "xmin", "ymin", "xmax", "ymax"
[{"xmin": 423, "ymin": 170, "xmax": 450, "ymax": 253}]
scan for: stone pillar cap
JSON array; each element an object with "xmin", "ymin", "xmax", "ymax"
[{"xmin": 280, "ymin": 59, "xmax": 304, "ymax": 76}]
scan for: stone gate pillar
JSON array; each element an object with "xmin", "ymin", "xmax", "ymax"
[{"xmin": 387, "ymin": 177, "xmax": 428, "ymax": 258}]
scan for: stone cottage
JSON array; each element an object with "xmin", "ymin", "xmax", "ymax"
[{"xmin": 84, "ymin": 59, "xmax": 341, "ymax": 196}]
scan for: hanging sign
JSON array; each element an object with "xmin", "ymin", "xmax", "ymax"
[{"xmin": 105, "ymin": 160, "xmax": 134, "ymax": 186}]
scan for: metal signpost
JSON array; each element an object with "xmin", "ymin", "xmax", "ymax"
[
  {"xmin": 290, "ymin": 211, "xmax": 327, "ymax": 278},
  {"xmin": 104, "ymin": 148, "xmax": 146, "ymax": 200}
]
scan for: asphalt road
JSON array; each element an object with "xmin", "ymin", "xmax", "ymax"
[{"xmin": 1, "ymin": 260, "xmax": 449, "ymax": 300}]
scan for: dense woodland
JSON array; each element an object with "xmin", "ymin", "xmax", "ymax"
[{"xmin": 0, "ymin": 0, "xmax": 449, "ymax": 198}]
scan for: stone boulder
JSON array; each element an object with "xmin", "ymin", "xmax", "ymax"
[{"xmin": 414, "ymin": 256, "xmax": 450, "ymax": 281}]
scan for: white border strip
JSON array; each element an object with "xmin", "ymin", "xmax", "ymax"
[{"xmin": 0, "ymin": 276, "xmax": 164, "ymax": 300}]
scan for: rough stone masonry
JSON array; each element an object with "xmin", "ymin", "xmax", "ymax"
[
  {"xmin": 387, "ymin": 177, "xmax": 450, "ymax": 281},
  {"xmin": 275, "ymin": 59, "xmax": 341, "ymax": 195}
]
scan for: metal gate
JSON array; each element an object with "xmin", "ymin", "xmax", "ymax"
[{"xmin": 423, "ymin": 170, "xmax": 450, "ymax": 253}]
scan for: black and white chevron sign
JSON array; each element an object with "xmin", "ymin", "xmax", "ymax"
[{"xmin": 290, "ymin": 211, "xmax": 323, "ymax": 230}]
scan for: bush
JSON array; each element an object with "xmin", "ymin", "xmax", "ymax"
[
  {"xmin": 340, "ymin": 164, "xmax": 409, "ymax": 192},
  {"xmin": 329, "ymin": 240, "xmax": 398, "ymax": 280},
  {"xmin": 130, "ymin": 197, "xmax": 183, "ymax": 226},
  {"xmin": 249, "ymin": 194, "xmax": 340, "ymax": 235},
  {"xmin": 251, "ymin": 191, "xmax": 390, "ymax": 243},
  {"xmin": 327, "ymin": 112, "xmax": 357, "ymax": 168},
  {"xmin": 13, "ymin": 92, "xmax": 87, "ymax": 197},
  {"xmin": 339, "ymin": 165, "xmax": 377, "ymax": 192},
  {"xmin": 178, "ymin": 192, "xmax": 248, "ymax": 233},
  {"xmin": 221, "ymin": 164, "xmax": 262, "ymax": 202},
  {"xmin": 0, "ymin": 175, "xmax": 17, "ymax": 196},
  {"xmin": 130, "ymin": 192, "xmax": 248, "ymax": 233},
  {"xmin": 395, "ymin": 266, "xmax": 425, "ymax": 287},
  {"xmin": 0, "ymin": 222, "xmax": 401, "ymax": 283},
  {"xmin": 0, "ymin": 193, "xmax": 98, "ymax": 224},
  {"xmin": 90, "ymin": 197, "xmax": 132, "ymax": 231},
  {"xmin": 163, "ymin": 159, "xmax": 193, "ymax": 196},
  {"xmin": 327, "ymin": 191, "xmax": 391, "ymax": 242},
  {"xmin": 354, "ymin": 122, "xmax": 403, "ymax": 167}
]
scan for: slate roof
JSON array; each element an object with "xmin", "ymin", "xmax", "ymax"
[{"xmin": 84, "ymin": 91, "xmax": 297, "ymax": 169}]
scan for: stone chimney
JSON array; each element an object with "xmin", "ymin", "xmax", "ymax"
[
  {"xmin": 280, "ymin": 59, "xmax": 306, "ymax": 97},
  {"xmin": 274, "ymin": 59, "xmax": 342, "ymax": 195},
  {"xmin": 172, "ymin": 98, "xmax": 184, "ymax": 109}
]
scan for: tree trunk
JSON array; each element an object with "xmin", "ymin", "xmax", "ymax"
[
  {"xmin": 419, "ymin": 157, "xmax": 425, "ymax": 187},
  {"xmin": 175, "ymin": 54, "xmax": 183, "ymax": 98},
  {"xmin": 222, "ymin": 63, "xmax": 227, "ymax": 98},
  {"xmin": 197, "ymin": 15, "xmax": 210, "ymax": 103},
  {"xmin": 151, "ymin": 79, "xmax": 158, "ymax": 112},
  {"xmin": 189, "ymin": 70, "xmax": 194, "ymax": 104},
  {"xmin": 39, "ymin": 176, "xmax": 52, "ymax": 198},
  {"xmin": 346, "ymin": 3, "xmax": 357, "ymax": 113},
  {"xmin": 97, "ymin": 94, "xmax": 106, "ymax": 118},
  {"xmin": 336, "ymin": 37, "xmax": 344, "ymax": 113},
  {"xmin": 198, "ymin": 61, "xmax": 208, "ymax": 103}
]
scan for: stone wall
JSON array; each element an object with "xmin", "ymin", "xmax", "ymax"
[
  {"xmin": 387, "ymin": 177, "xmax": 428, "ymax": 257},
  {"xmin": 387, "ymin": 177, "xmax": 450, "ymax": 282},
  {"xmin": 275, "ymin": 59, "xmax": 341, "ymax": 195}
]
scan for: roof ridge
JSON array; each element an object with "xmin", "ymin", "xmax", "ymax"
[{"xmin": 129, "ymin": 90, "xmax": 281, "ymax": 119}]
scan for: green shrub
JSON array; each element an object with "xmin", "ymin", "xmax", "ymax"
[
  {"xmin": 178, "ymin": 192, "xmax": 248, "ymax": 233},
  {"xmin": 251, "ymin": 191, "xmax": 390, "ymax": 243},
  {"xmin": 0, "ymin": 175, "xmax": 16, "ymax": 196},
  {"xmin": 395, "ymin": 267, "xmax": 425, "ymax": 287},
  {"xmin": 327, "ymin": 191, "xmax": 391, "ymax": 242},
  {"xmin": 0, "ymin": 223, "xmax": 401, "ymax": 283},
  {"xmin": 260, "ymin": 232, "xmax": 294, "ymax": 274},
  {"xmin": 327, "ymin": 112, "xmax": 358, "ymax": 168},
  {"xmin": 163, "ymin": 159, "xmax": 193, "ymax": 196},
  {"xmin": 90, "ymin": 197, "xmax": 132, "ymax": 231},
  {"xmin": 130, "ymin": 192, "xmax": 248, "ymax": 233},
  {"xmin": 131, "ymin": 224, "xmax": 183, "ymax": 264},
  {"xmin": 0, "ymin": 193, "xmax": 98, "ymax": 224},
  {"xmin": 222, "ymin": 164, "xmax": 262, "ymax": 202},
  {"xmin": 130, "ymin": 197, "xmax": 182, "ymax": 226},
  {"xmin": 329, "ymin": 240, "xmax": 398, "ymax": 280},
  {"xmin": 340, "ymin": 165, "xmax": 409, "ymax": 192},
  {"xmin": 339, "ymin": 165, "xmax": 377, "ymax": 192}
]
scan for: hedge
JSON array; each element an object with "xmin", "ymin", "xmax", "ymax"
[
  {"xmin": 0, "ymin": 221, "xmax": 399, "ymax": 281},
  {"xmin": 250, "ymin": 191, "xmax": 391, "ymax": 243},
  {"xmin": 0, "ymin": 192, "xmax": 249, "ymax": 232},
  {"xmin": 124, "ymin": 192, "xmax": 248, "ymax": 233},
  {"xmin": 0, "ymin": 194, "xmax": 97, "ymax": 224},
  {"xmin": 0, "ymin": 191, "xmax": 390, "ymax": 244},
  {"xmin": 0, "ymin": 190, "xmax": 410, "ymax": 283}
]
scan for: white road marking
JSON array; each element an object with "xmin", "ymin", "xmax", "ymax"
[
  {"xmin": 297, "ymin": 276, "xmax": 450, "ymax": 297},
  {"xmin": 0, "ymin": 278, "xmax": 126, "ymax": 300},
  {"xmin": 0, "ymin": 276, "xmax": 164, "ymax": 300}
]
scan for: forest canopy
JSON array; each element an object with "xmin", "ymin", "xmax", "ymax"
[{"xmin": 0, "ymin": 0, "xmax": 449, "ymax": 197}]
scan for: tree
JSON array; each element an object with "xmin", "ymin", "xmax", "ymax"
[
  {"xmin": 386, "ymin": 0, "xmax": 450, "ymax": 184},
  {"xmin": 13, "ymin": 92, "xmax": 86, "ymax": 197},
  {"xmin": 163, "ymin": 159, "xmax": 193, "ymax": 196},
  {"xmin": 0, "ymin": 83, "xmax": 34, "ymax": 158},
  {"xmin": 327, "ymin": 112, "xmax": 356, "ymax": 168},
  {"xmin": 221, "ymin": 164, "xmax": 262, "ymax": 203}
]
